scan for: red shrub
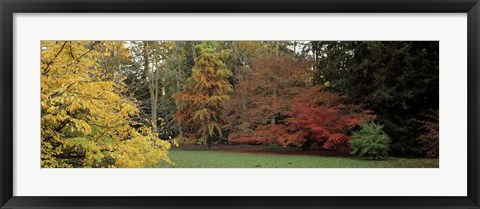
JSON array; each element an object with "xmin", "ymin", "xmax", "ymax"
[
  {"xmin": 416, "ymin": 111, "xmax": 439, "ymax": 157},
  {"xmin": 286, "ymin": 102, "xmax": 374, "ymax": 152}
]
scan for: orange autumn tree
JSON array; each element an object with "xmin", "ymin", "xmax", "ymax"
[
  {"xmin": 221, "ymin": 54, "xmax": 312, "ymax": 143},
  {"xmin": 222, "ymin": 54, "xmax": 374, "ymax": 152},
  {"xmin": 173, "ymin": 42, "xmax": 233, "ymax": 149}
]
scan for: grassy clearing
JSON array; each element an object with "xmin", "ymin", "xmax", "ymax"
[{"xmin": 158, "ymin": 149, "xmax": 439, "ymax": 168}]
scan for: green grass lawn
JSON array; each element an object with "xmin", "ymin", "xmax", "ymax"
[{"xmin": 158, "ymin": 149, "xmax": 439, "ymax": 168}]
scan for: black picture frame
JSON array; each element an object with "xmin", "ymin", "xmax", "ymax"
[{"xmin": 1, "ymin": 0, "xmax": 479, "ymax": 208}]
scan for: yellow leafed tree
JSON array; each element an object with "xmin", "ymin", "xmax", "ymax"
[{"xmin": 41, "ymin": 41, "xmax": 171, "ymax": 168}]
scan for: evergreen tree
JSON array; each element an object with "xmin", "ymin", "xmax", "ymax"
[{"xmin": 315, "ymin": 41, "xmax": 439, "ymax": 156}]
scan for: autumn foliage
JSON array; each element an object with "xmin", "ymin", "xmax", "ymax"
[
  {"xmin": 173, "ymin": 42, "xmax": 233, "ymax": 148},
  {"xmin": 40, "ymin": 41, "xmax": 438, "ymax": 168},
  {"xmin": 416, "ymin": 111, "xmax": 439, "ymax": 158},
  {"xmin": 41, "ymin": 41, "xmax": 171, "ymax": 168},
  {"xmin": 221, "ymin": 54, "xmax": 311, "ymax": 144},
  {"xmin": 287, "ymin": 102, "xmax": 374, "ymax": 152},
  {"xmin": 222, "ymin": 54, "xmax": 374, "ymax": 152}
]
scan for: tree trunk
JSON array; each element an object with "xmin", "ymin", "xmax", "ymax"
[
  {"xmin": 207, "ymin": 137, "xmax": 212, "ymax": 150},
  {"xmin": 151, "ymin": 42, "xmax": 160, "ymax": 133},
  {"xmin": 143, "ymin": 41, "xmax": 149, "ymax": 78},
  {"xmin": 143, "ymin": 41, "xmax": 158, "ymax": 132},
  {"xmin": 174, "ymin": 46, "xmax": 183, "ymax": 137},
  {"xmin": 302, "ymin": 140, "xmax": 312, "ymax": 151},
  {"xmin": 161, "ymin": 77, "xmax": 166, "ymax": 96}
]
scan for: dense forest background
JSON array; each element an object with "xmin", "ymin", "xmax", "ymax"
[{"xmin": 41, "ymin": 41, "xmax": 439, "ymax": 168}]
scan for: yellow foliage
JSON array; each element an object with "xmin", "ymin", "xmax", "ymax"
[{"xmin": 41, "ymin": 41, "xmax": 171, "ymax": 168}]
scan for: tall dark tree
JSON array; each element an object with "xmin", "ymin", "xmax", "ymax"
[{"xmin": 314, "ymin": 41, "xmax": 439, "ymax": 156}]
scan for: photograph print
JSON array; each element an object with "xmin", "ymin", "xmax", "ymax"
[{"xmin": 40, "ymin": 41, "xmax": 439, "ymax": 168}]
